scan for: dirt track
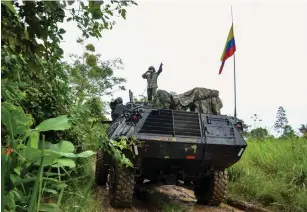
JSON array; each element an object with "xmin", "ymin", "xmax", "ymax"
[{"xmin": 94, "ymin": 184, "xmax": 243, "ymax": 212}]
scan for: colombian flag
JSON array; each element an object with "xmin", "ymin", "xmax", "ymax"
[{"xmin": 219, "ymin": 24, "xmax": 236, "ymax": 75}]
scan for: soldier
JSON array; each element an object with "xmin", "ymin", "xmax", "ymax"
[
  {"xmin": 142, "ymin": 63, "xmax": 163, "ymax": 102},
  {"xmin": 109, "ymin": 97, "xmax": 123, "ymax": 120}
]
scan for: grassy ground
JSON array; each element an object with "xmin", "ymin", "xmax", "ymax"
[
  {"xmin": 227, "ymin": 138, "xmax": 307, "ymax": 212},
  {"xmin": 60, "ymin": 157, "xmax": 101, "ymax": 212}
]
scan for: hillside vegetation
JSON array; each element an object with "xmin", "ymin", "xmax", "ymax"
[{"xmin": 228, "ymin": 138, "xmax": 307, "ymax": 212}]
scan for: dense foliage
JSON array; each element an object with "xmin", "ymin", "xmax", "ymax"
[{"xmin": 1, "ymin": 0, "xmax": 137, "ymax": 211}]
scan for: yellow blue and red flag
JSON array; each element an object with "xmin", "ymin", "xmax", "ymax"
[{"xmin": 219, "ymin": 24, "xmax": 236, "ymax": 75}]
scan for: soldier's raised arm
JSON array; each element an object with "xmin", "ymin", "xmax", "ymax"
[
  {"xmin": 157, "ymin": 63, "xmax": 163, "ymax": 75},
  {"xmin": 142, "ymin": 71, "xmax": 149, "ymax": 79}
]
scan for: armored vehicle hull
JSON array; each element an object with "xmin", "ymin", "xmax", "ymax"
[{"xmin": 96, "ymin": 101, "xmax": 247, "ymax": 208}]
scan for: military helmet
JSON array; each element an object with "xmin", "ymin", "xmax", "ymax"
[
  {"xmin": 115, "ymin": 97, "xmax": 123, "ymax": 104},
  {"xmin": 148, "ymin": 66, "xmax": 155, "ymax": 72}
]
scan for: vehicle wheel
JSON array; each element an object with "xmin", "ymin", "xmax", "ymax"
[
  {"xmin": 194, "ymin": 170, "xmax": 228, "ymax": 206},
  {"xmin": 95, "ymin": 148, "xmax": 109, "ymax": 186},
  {"xmin": 109, "ymin": 161, "xmax": 135, "ymax": 208}
]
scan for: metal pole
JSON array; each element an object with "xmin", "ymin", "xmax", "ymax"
[
  {"xmin": 231, "ymin": 6, "xmax": 237, "ymax": 123},
  {"xmin": 129, "ymin": 89, "xmax": 134, "ymax": 103}
]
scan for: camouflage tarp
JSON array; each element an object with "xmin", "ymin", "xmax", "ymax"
[
  {"xmin": 194, "ymin": 97, "xmax": 223, "ymax": 114},
  {"xmin": 170, "ymin": 87, "xmax": 219, "ymax": 107},
  {"xmin": 152, "ymin": 89, "xmax": 172, "ymax": 109},
  {"xmin": 153, "ymin": 87, "xmax": 223, "ymax": 115}
]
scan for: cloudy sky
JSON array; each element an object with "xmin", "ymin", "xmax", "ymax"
[{"xmin": 60, "ymin": 0, "xmax": 307, "ymax": 134}]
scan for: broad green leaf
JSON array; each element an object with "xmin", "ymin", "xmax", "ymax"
[
  {"xmin": 24, "ymin": 147, "xmax": 42, "ymax": 162},
  {"xmin": 24, "ymin": 148, "xmax": 60, "ymax": 167},
  {"xmin": 121, "ymin": 8, "xmax": 127, "ymax": 19},
  {"xmin": 59, "ymin": 28, "xmax": 66, "ymax": 34},
  {"xmin": 37, "ymin": 115, "xmax": 71, "ymax": 132},
  {"xmin": 13, "ymin": 167, "xmax": 21, "ymax": 176},
  {"xmin": 52, "ymin": 152, "xmax": 76, "ymax": 158},
  {"xmin": 11, "ymin": 189, "xmax": 21, "ymax": 200},
  {"xmin": 4, "ymin": 191, "xmax": 15, "ymax": 210},
  {"xmin": 52, "ymin": 158, "xmax": 76, "ymax": 168},
  {"xmin": 1, "ymin": 102, "xmax": 33, "ymax": 138},
  {"xmin": 50, "ymin": 140, "xmax": 75, "ymax": 153},
  {"xmin": 77, "ymin": 150, "xmax": 95, "ymax": 158},
  {"xmin": 42, "ymin": 141, "xmax": 54, "ymax": 150},
  {"xmin": 28, "ymin": 130, "xmax": 39, "ymax": 148},
  {"xmin": 10, "ymin": 174, "xmax": 21, "ymax": 185},
  {"xmin": 34, "ymin": 155, "xmax": 58, "ymax": 167}
]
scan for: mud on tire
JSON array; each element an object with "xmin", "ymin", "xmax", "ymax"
[
  {"xmin": 95, "ymin": 148, "xmax": 109, "ymax": 186},
  {"xmin": 109, "ymin": 161, "xmax": 135, "ymax": 208},
  {"xmin": 194, "ymin": 170, "xmax": 228, "ymax": 206}
]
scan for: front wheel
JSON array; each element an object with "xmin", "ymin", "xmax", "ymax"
[
  {"xmin": 194, "ymin": 170, "xmax": 228, "ymax": 206},
  {"xmin": 109, "ymin": 161, "xmax": 135, "ymax": 208}
]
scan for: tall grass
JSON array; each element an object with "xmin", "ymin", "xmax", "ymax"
[
  {"xmin": 228, "ymin": 138, "xmax": 307, "ymax": 212},
  {"xmin": 60, "ymin": 157, "xmax": 101, "ymax": 212}
]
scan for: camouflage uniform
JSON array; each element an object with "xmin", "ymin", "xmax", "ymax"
[{"xmin": 142, "ymin": 63, "xmax": 163, "ymax": 101}]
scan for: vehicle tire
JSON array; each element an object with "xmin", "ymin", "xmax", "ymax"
[
  {"xmin": 194, "ymin": 170, "xmax": 228, "ymax": 206},
  {"xmin": 109, "ymin": 161, "xmax": 135, "ymax": 208},
  {"xmin": 95, "ymin": 148, "xmax": 109, "ymax": 186}
]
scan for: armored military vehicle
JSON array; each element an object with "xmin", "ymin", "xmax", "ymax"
[{"xmin": 95, "ymin": 88, "xmax": 247, "ymax": 208}]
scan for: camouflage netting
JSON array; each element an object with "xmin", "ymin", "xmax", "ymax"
[
  {"xmin": 152, "ymin": 89, "xmax": 172, "ymax": 109},
  {"xmin": 153, "ymin": 87, "xmax": 223, "ymax": 115}
]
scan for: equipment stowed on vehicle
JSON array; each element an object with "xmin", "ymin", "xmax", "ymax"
[{"xmin": 95, "ymin": 88, "xmax": 247, "ymax": 208}]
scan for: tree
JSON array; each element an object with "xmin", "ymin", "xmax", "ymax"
[
  {"xmin": 298, "ymin": 124, "xmax": 307, "ymax": 138},
  {"xmin": 274, "ymin": 106, "xmax": 288, "ymax": 136},
  {"xmin": 67, "ymin": 40, "xmax": 126, "ymax": 102},
  {"xmin": 299, "ymin": 124, "xmax": 307, "ymax": 134},
  {"xmin": 280, "ymin": 125, "xmax": 298, "ymax": 140},
  {"xmin": 251, "ymin": 114, "xmax": 262, "ymax": 129},
  {"xmin": 250, "ymin": 127, "xmax": 269, "ymax": 140}
]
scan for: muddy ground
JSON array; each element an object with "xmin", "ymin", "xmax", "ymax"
[{"xmin": 94, "ymin": 184, "xmax": 244, "ymax": 212}]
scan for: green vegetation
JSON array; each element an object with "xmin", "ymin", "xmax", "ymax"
[
  {"xmin": 228, "ymin": 138, "xmax": 307, "ymax": 212},
  {"xmin": 1, "ymin": 0, "xmax": 137, "ymax": 211}
]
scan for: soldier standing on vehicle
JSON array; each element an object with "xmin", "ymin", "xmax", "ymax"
[{"xmin": 142, "ymin": 63, "xmax": 163, "ymax": 102}]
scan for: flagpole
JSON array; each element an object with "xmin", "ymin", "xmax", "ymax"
[{"xmin": 231, "ymin": 6, "xmax": 237, "ymax": 123}]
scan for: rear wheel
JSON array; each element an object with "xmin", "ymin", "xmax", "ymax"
[
  {"xmin": 95, "ymin": 148, "xmax": 109, "ymax": 186},
  {"xmin": 109, "ymin": 161, "xmax": 135, "ymax": 208},
  {"xmin": 194, "ymin": 170, "xmax": 228, "ymax": 206}
]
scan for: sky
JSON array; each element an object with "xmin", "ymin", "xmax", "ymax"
[{"xmin": 60, "ymin": 0, "xmax": 307, "ymax": 134}]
